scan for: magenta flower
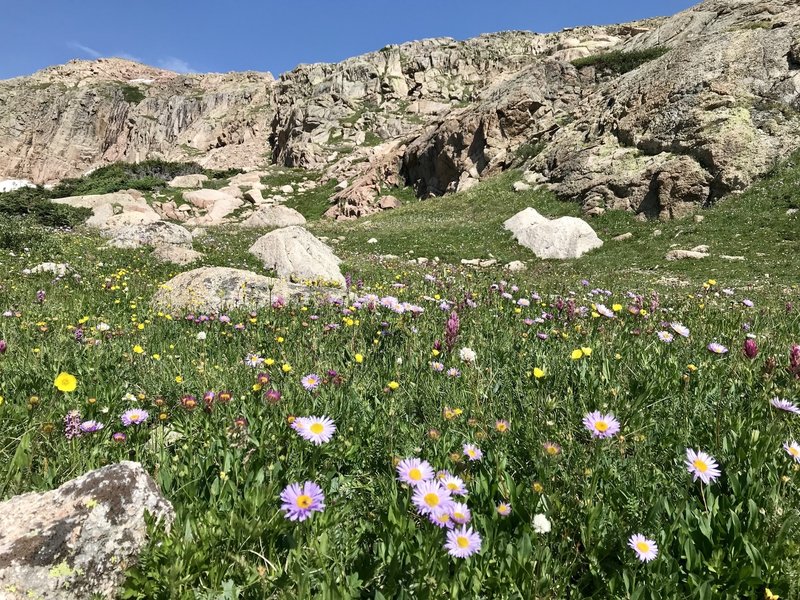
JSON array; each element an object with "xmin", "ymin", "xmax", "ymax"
[
  {"xmin": 743, "ymin": 338, "xmax": 758, "ymax": 359},
  {"xmin": 583, "ymin": 411, "xmax": 621, "ymax": 439},
  {"xmin": 280, "ymin": 481, "xmax": 325, "ymax": 521},
  {"xmin": 685, "ymin": 448, "xmax": 722, "ymax": 484},
  {"xmin": 790, "ymin": 344, "xmax": 800, "ymax": 378},
  {"xmin": 628, "ymin": 534, "xmax": 659, "ymax": 562},
  {"xmin": 79, "ymin": 420, "xmax": 104, "ymax": 433},
  {"xmin": 291, "ymin": 416, "xmax": 336, "ymax": 445},
  {"xmin": 396, "ymin": 458, "xmax": 434, "ymax": 487},
  {"xmin": 264, "ymin": 389, "xmax": 282, "ymax": 403},
  {"xmin": 444, "ymin": 525, "xmax": 482, "ymax": 558}
]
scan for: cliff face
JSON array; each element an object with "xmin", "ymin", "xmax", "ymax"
[{"xmin": 3, "ymin": 0, "xmax": 800, "ymax": 220}]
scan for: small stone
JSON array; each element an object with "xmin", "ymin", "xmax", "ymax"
[
  {"xmin": 367, "ymin": 238, "xmax": 378, "ymax": 244},
  {"xmin": 612, "ymin": 232, "xmax": 633, "ymax": 241},
  {"xmin": 694, "ymin": 214, "xmax": 705, "ymax": 223},
  {"xmin": 720, "ymin": 255, "xmax": 745, "ymax": 261},
  {"xmin": 788, "ymin": 208, "xmax": 798, "ymax": 216},
  {"xmin": 505, "ymin": 260, "xmax": 527, "ymax": 272},
  {"xmin": 479, "ymin": 259, "xmax": 497, "ymax": 267},
  {"xmin": 653, "ymin": 229, "xmax": 663, "ymax": 237},
  {"xmin": 690, "ymin": 244, "xmax": 709, "ymax": 253},
  {"xmin": 460, "ymin": 259, "xmax": 481, "ymax": 266},
  {"xmin": 665, "ymin": 250, "xmax": 709, "ymax": 261},
  {"xmin": 513, "ymin": 181, "xmax": 531, "ymax": 192},
  {"xmin": 280, "ymin": 185, "xmax": 294, "ymax": 195},
  {"xmin": 335, "ymin": 180, "xmax": 348, "ymax": 191}
]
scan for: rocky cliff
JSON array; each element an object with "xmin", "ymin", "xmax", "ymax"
[{"xmin": 2, "ymin": 0, "xmax": 799, "ymax": 220}]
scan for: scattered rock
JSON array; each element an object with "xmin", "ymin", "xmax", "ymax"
[
  {"xmin": 151, "ymin": 245, "xmax": 203, "ymax": 265},
  {"xmin": 612, "ymin": 232, "xmax": 633, "ymax": 242},
  {"xmin": 505, "ymin": 260, "xmax": 527, "ymax": 272},
  {"xmin": 461, "ymin": 259, "xmax": 482, "ymax": 266},
  {"xmin": 480, "ymin": 259, "xmax": 497, "ymax": 267},
  {"xmin": 152, "ymin": 267, "xmax": 342, "ymax": 312},
  {"xmin": 690, "ymin": 245, "xmax": 710, "ymax": 253},
  {"xmin": 693, "ymin": 214, "xmax": 705, "ymax": 223},
  {"xmin": 377, "ymin": 195, "xmax": 401, "ymax": 210},
  {"xmin": 25, "ymin": 262, "xmax": 72, "ymax": 277},
  {"xmin": 665, "ymin": 250, "xmax": 709, "ymax": 261},
  {"xmin": 367, "ymin": 238, "xmax": 378, "ymax": 244},
  {"xmin": 513, "ymin": 181, "xmax": 531, "ymax": 193},
  {"xmin": 248, "ymin": 226, "xmax": 345, "ymax": 285},
  {"xmin": 104, "ymin": 222, "xmax": 193, "ymax": 249},
  {"xmin": 279, "ymin": 184, "xmax": 294, "ymax": 195},
  {"xmin": 243, "ymin": 188, "xmax": 265, "ymax": 204},
  {"xmin": 240, "ymin": 206, "xmax": 307, "ymax": 229},
  {"xmin": 788, "ymin": 208, "xmax": 798, "ymax": 216},
  {"xmin": 53, "ymin": 192, "xmax": 161, "ymax": 232},
  {"xmin": 335, "ymin": 180, "xmax": 348, "ymax": 191},
  {"xmin": 191, "ymin": 228, "xmax": 207, "ymax": 239},
  {"xmin": 168, "ymin": 174, "xmax": 208, "ymax": 188},
  {"xmin": 653, "ymin": 229, "xmax": 663, "ymax": 237},
  {"xmin": 720, "ymin": 255, "xmax": 745, "ymax": 261},
  {"xmin": 183, "ymin": 189, "xmax": 236, "ymax": 209},
  {"xmin": 0, "ymin": 462, "xmax": 173, "ymax": 600}
]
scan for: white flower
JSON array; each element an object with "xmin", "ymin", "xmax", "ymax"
[
  {"xmin": 459, "ymin": 347, "xmax": 477, "ymax": 364},
  {"xmin": 196, "ymin": 331, "xmax": 207, "ymax": 341},
  {"xmin": 96, "ymin": 322, "xmax": 110, "ymax": 332},
  {"xmin": 122, "ymin": 393, "xmax": 137, "ymax": 403},
  {"xmin": 533, "ymin": 514, "xmax": 551, "ymax": 534}
]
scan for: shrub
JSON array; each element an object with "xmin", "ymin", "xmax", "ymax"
[
  {"xmin": 0, "ymin": 216, "xmax": 64, "ymax": 253},
  {"xmin": 514, "ymin": 141, "xmax": 546, "ymax": 162},
  {"xmin": 572, "ymin": 47, "xmax": 670, "ymax": 74},
  {"xmin": 119, "ymin": 83, "xmax": 146, "ymax": 104},
  {"xmin": 51, "ymin": 160, "xmax": 207, "ymax": 197},
  {"xmin": 0, "ymin": 187, "xmax": 91, "ymax": 228}
]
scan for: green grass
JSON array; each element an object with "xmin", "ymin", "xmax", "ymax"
[
  {"xmin": 572, "ymin": 47, "xmax": 670, "ymax": 74},
  {"xmin": 119, "ymin": 83, "xmax": 146, "ymax": 104}
]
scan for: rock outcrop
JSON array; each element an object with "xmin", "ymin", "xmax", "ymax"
[
  {"xmin": 103, "ymin": 221, "xmax": 193, "ymax": 249},
  {"xmin": 152, "ymin": 266, "xmax": 343, "ymax": 313},
  {"xmin": 240, "ymin": 205, "xmax": 307, "ymax": 228},
  {"xmin": 0, "ymin": 462, "xmax": 173, "ymax": 600},
  {"xmin": 248, "ymin": 226, "xmax": 345, "ymax": 285},
  {"xmin": 52, "ymin": 192, "xmax": 160, "ymax": 232},
  {"xmin": 4, "ymin": 1, "xmax": 800, "ymax": 220}
]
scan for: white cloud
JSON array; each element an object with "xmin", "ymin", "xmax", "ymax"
[
  {"xmin": 157, "ymin": 57, "xmax": 194, "ymax": 74},
  {"xmin": 68, "ymin": 41, "xmax": 101, "ymax": 58},
  {"xmin": 113, "ymin": 52, "xmax": 143, "ymax": 63}
]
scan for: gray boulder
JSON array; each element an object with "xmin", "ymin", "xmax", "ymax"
[
  {"xmin": 240, "ymin": 206, "xmax": 307, "ymax": 229},
  {"xmin": 167, "ymin": 174, "xmax": 208, "ymax": 188},
  {"xmin": 517, "ymin": 216, "xmax": 603, "ymax": 259},
  {"xmin": 104, "ymin": 221, "xmax": 193, "ymax": 249},
  {"xmin": 0, "ymin": 462, "xmax": 173, "ymax": 600},
  {"xmin": 248, "ymin": 226, "xmax": 345, "ymax": 285},
  {"xmin": 151, "ymin": 245, "xmax": 203, "ymax": 265},
  {"xmin": 152, "ymin": 267, "xmax": 343, "ymax": 313}
]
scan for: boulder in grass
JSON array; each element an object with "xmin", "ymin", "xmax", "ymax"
[
  {"xmin": 167, "ymin": 174, "xmax": 208, "ymax": 188},
  {"xmin": 516, "ymin": 216, "xmax": 603, "ymax": 259},
  {"xmin": 0, "ymin": 462, "xmax": 173, "ymax": 600},
  {"xmin": 152, "ymin": 266, "xmax": 344, "ymax": 313},
  {"xmin": 240, "ymin": 205, "xmax": 306, "ymax": 229},
  {"xmin": 248, "ymin": 226, "xmax": 345, "ymax": 286},
  {"xmin": 104, "ymin": 221, "xmax": 193, "ymax": 249}
]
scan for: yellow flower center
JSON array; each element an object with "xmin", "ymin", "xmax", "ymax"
[
  {"xmin": 497, "ymin": 424, "xmax": 507, "ymax": 431},
  {"xmin": 693, "ymin": 459, "xmax": 708, "ymax": 473},
  {"xmin": 595, "ymin": 421, "xmax": 609, "ymax": 432},
  {"xmin": 446, "ymin": 482, "xmax": 458, "ymax": 490},
  {"xmin": 296, "ymin": 494, "xmax": 312, "ymax": 509},
  {"xmin": 437, "ymin": 513, "xmax": 450, "ymax": 523},
  {"xmin": 456, "ymin": 536, "xmax": 470, "ymax": 548},
  {"xmin": 546, "ymin": 446, "xmax": 558, "ymax": 455},
  {"xmin": 636, "ymin": 541, "xmax": 650, "ymax": 553},
  {"xmin": 309, "ymin": 423, "xmax": 324, "ymax": 435},
  {"xmin": 789, "ymin": 447, "xmax": 799, "ymax": 457},
  {"xmin": 408, "ymin": 468, "xmax": 422, "ymax": 481},
  {"xmin": 424, "ymin": 493, "xmax": 440, "ymax": 507},
  {"xmin": 454, "ymin": 512, "xmax": 465, "ymax": 520},
  {"xmin": 467, "ymin": 450, "xmax": 476, "ymax": 457}
]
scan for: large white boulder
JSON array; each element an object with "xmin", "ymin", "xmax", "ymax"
[
  {"xmin": 240, "ymin": 206, "xmax": 307, "ymax": 229},
  {"xmin": 503, "ymin": 207, "xmax": 548, "ymax": 239},
  {"xmin": 52, "ymin": 192, "xmax": 161, "ymax": 232},
  {"xmin": 505, "ymin": 207, "xmax": 603, "ymax": 259},
  {"xmin": 248, "ymin": 226, "xmax": 345, "ymax": 285}
]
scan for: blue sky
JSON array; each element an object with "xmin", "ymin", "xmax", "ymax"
[{"xmin": 0, "ymin": 0, "xmax": 698, "ymax": 79}]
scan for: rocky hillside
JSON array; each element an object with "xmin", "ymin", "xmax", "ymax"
[{"xmin": 2, "ymin": 0, "xmax": 799, "ymax": 221}]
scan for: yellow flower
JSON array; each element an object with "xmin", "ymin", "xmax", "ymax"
[
  {"xmin": 532, "ymin": 482, "xmax": 544, "ymax": 494},
  {"xmin": 133, "ymin": 345, "xmax": 144, "ymax": 354},
  {"xmin": 707, "ymin": 279, "xmax": 716, "ymax": 286},
  {"xmin": 614, "ymin": 353, "xmax": 622, "ymax": 360},
  {"xmin": 175, "ymin": 376, "xmax": 184, "ymax": 383},
  {"xmin": 151, "ymin": 354, "xmax": 161, "ymax": 361},
  {"xmin": 533, "ymin": 367, "xmax": 546, "ymax": 379},
  {"xmin": 612, "ymin": 304, "xmax": 622, "ymax": 312},
  {"xmin": 0, "ymin": 395, "xmax": 4, "ymax": 406},
  {"xmin": 571, "ymin": 349, "xmax": 584, "ymax": 360},
  {"xmin": 431, "ymin": 349, "xmax": 440, "ymax": 357},
  {"xmin": 687, "ymin": 364, "xmax": 698, "ymax": 372},
  {"xmin": 54, "ymin": 372, "xmax": 77, "ymax": 393},
  {"xmin": 276, "ymin": 336, "xmax": 285, "ymax": 343},
  {"xmin": 354, "ymin": 353, "xmax": 364, "ymax": 363},
  {"xmin": 78, "ymin": 316, "xmax": 89, "ymax": 324},
  {"xmin": 387, "ymin": 381, "xmax": 400, "ymax": 390},
  {"xmin": 265, "ymin": 358, "xmax": 275, "ymax": 366},
  {"xmin": 281, "ymin": 363, "xmax": 292, "ymax": 373},
  {"xmin": 137, "ymin": 323, "xmax": 145, "ymax": 331},
  {"xmin": 581, "ymin": 347, "xmax": 592, "ymax": 357}
]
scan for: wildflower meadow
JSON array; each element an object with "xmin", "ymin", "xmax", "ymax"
[{"xmin": 1, "ymin": 218, "xmax": 799, "ymax": 598}]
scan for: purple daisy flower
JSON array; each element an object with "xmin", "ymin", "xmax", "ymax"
[
  {"xmin": 441, "ymin": 474, "xmax": 467, "ymax": 496},
  {"xmin": 446, "ymin": 367, "xmax": 461, "ymax": 378},
  {"xmin": 770, "ymin": 397, "xmax": 800, "ymax": 414},
  {"xmin": 595, "ymin": 304, "xmax": 615, "ymax": 318},
  {"xmin": 583, "ymin": 411, "xmax": 620, "ymax": 439},
  {"xmin": 121, "ymin": 409, "xmax": 149, "ymax": 427},
  {"xmin": 784, "ymin": 441, "xmax": 800, "ymax": 463},
  {"xmin": 450, "ymin": 501, "xmax": 472, "ymax": 524},
  {"xmin": 670, "ymin": 322, "xmax": 690, "ymax": 338},
  {"xmin": 429, "ymin": 509, "xmax": 455, "ymax": 529},
  {"xmin": 685, "ymin": 448, "xmax": 722, "ymax": 484},
  {"xmin": 707, "ymin": 342, "xmax": 728, "ymax": 355},
  {"xmin": 396, "ymin": 458, "xmax": 434, "ymax": 487},
  {"xmin": 280, "ymin": 481, "xmax": 325, "ymax": 521},
  {"xmin": 291, "ymin": 415, "xmax": 336, "ymax": 445},
  {"xmin": 444, "ymin": 525, "xmax": 482, "ymax": 558},
  {"xmin": 79, "ymin": 420, "xmax": 104, "ymax": 433},
  {"xmin": 496, "ymin": 502, "xmax": 512, "ymax": 517},
  {"xmin": 301, "ymin": 373, "xmax": 321, "ymax": 391},
  {"xmin": 628, "ymin": 534, "xmax": 658, "ymax": 562},
  {"xmin": 657, "ymin": 331, "xmax": 674, "ymax": 343},
  {"xmin": 412, "ymin": 480, "xmax": 453, "ymax": 515},
  {"xmin": 463, "ymin": 443, "xmax": 483, "ymax": 461}
]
